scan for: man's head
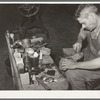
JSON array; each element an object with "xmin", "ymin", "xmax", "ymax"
[{"xmin": 75, "ymin": 4, "xmax": 100, "ymax": 31}]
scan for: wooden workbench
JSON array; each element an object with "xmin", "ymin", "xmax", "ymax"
[{"xmin": 5, "ymin": 32, "xmax": 68, "ymax": 90}]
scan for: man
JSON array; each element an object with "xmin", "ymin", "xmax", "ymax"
[{"xmin": 60, "ymin": 4, "xmax": 100, "ymax": 90}]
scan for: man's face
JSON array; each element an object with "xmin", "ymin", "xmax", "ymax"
[{"xmin": 77, "ymin": 11, "xmax": 97, "ymax": 31}]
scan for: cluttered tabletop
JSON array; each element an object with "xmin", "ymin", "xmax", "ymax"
[{"xmin": 5, "ymin": 30, "xmax": 68, "ymax": 90}]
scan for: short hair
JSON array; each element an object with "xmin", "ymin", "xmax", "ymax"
[{"xmin": 75, "ymin": 4, "xmax": 99, "ymax": 20}]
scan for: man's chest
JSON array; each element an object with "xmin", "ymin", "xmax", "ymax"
[{"xmin": 88, "ymin": 33, "xmax": 100, "ymax": 56}]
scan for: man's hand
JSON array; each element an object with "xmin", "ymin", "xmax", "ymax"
[
  {"xmin": 73, "ymin": 42, "xmax": 82, "ymax": 53},
  {"xmin": 59, "ymin": 58, "xmax": 77, "ymax": 71}
]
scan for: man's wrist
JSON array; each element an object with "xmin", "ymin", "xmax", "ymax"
[
  {"xmin": 73, "ymin": 63, "xmax": 78, "ymax": 69},
  {"xmin": 75, "ymin": 62, "xmax": 83, "ymax": 69},
  {"xmin": 76, "ymin": 39, "xmax": 82, "ymax": 44},
  {"xmin": 68, "ymin": 62, "xmax": 78, "ymax": 69}
]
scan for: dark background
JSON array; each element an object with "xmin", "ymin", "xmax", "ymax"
[{"xmin": 0, "ymin": 4, "xmax": 83, "ymax": 90}]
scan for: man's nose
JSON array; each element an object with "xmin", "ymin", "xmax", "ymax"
[{"xmin": 82, "ymin": 24, "xmax": 86, "ymax": 29}]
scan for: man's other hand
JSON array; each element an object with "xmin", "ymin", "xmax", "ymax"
[
  {"xmin": 73, "ymin": 42, "xmax": 82, "ymax": 53},
  {"xmin": 59, "ymin": 58, "xmax": 76, "ymax": 71}
]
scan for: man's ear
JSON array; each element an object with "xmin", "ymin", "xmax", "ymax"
[{"xmin": 88, "ymin": 13, "xmax": 95, "ymax": 20}]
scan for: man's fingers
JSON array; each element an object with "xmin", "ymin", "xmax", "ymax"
[
  {"xmin": 76, "ymin": 44, "xmax": 80, "ymax": 52},
  {"xmin": 61, "ymin": 66, "xmax": 68, "ymax": 70},
  {"xmin": 60, "ymin": 64, "xmax": 68, "ymax": 70},
  {"xmin": 73, "ymin": 44, "xmax": 76, "ymax": 51},
  {"xmin": 74, "ymin": 43, "xmax": 82, "ymax": 53},
  {"xmin": 73, "ymin": 44, "xmax": 78, "ymax": 51}
]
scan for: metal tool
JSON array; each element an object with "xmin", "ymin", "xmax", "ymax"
[{"xmin": 36, "ymin": 77, "xmax": 51, "ymax": 90}]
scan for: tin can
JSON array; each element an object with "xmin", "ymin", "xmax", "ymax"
[{"xmin": 23, "ymin": 53, "xmax": 31, "ymax": 72}]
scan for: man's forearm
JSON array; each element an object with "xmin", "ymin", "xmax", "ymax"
[
  {"xmin": 76, "ymin": 29, "xmax": 87, "ymax": 43},
  {"xmin": 76, "ymin": 57, "xmax": 100, "ymax": 69},
  {"xmin": 76, "ymin": 36, "xmax": 83, "ymax": 43}
]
